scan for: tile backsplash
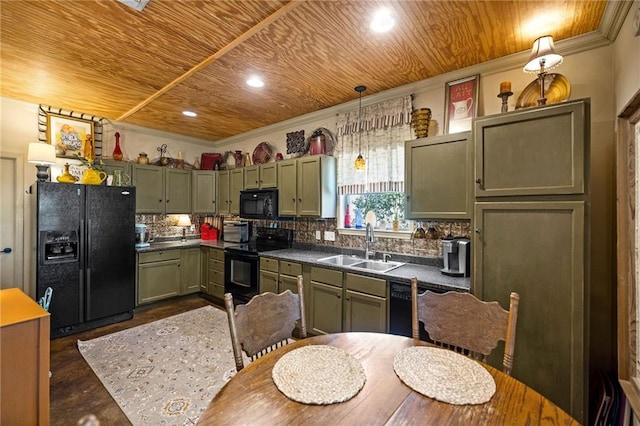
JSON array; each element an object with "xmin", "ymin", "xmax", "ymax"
[{"xmin": 137, "ymin": 214, "xmax": 470, "ymax": 259}]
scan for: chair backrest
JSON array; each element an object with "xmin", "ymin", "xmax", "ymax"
[
  {"xmin": 410, "ymin": 277, "xmax": 519, "ymax": 375},
  {"xmin": 224, "ymin": 274, "xmax": 306, "ymax": 371}
]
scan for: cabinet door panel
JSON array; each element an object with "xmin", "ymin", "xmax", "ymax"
[
  {"xmin": 405, "ymin": 132, "xmax": 472, "ymax": 219},
  {"xmin": 138, "ymin": 259, "xmax": 181, "ymax": 304},
  {"xmin": 260, "ymin": 270, "xmax": 278, "ymax": 294},
  {"xmin": 217, "ymin": 171, "xmax": 231, "ymax": 214},
  {"xmin": 474, "ymin": 101, "xmax": 586, "ymax": 197},
  {"xmin": 133, "ymin": 165, "xmax": 164, "ymax": 213},
  {"xmin": 473, "ymin": 201, "xmax": 585, "ymax": 418},
  {"xmin": 278, "ymin": 160, "xmax": 297, "ymax": 216},
  {"xmin": 192, "ymin": 171, "xmax": 217, "ymax": 213},
  {"xmin": 345, "ymin": 290, "xmax": 387, "ymax": 333},
  {"xmin": 181, "ymin": 248, "xmax": 201, "ymax": 294},
  {"xmin": 309, "ymin": 281, "xmax": 342, "ymax": 335},
  {"xmin": 244, "ymin": 166, "xmax": 260, "ymax": 189},
  {"xmin": 230, "ymin": 168, "xmax": 244, "ymax": 215},
  {"xmin": 260, "ymin": 163, "xmax": 277, "ymax": 188},
  {"xmin": 166, "ymin": 169, "xmax": 192, "ymax": 213},
  {"xmin": 298, "ymin": 157, "xmax": 321, "ymax": 216}
]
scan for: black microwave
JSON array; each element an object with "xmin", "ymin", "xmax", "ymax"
[{"xmin": 239, "ymin": 189, "xmax": 279, "ymax": 220}]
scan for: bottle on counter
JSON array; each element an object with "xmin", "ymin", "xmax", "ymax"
[
  {"xmin": 355, "ymin": 208, "xmax": 363, "ymax": 229},
  {"xmin": 344, "ymin": 204, "xmax": 351, "ymax": 228}
]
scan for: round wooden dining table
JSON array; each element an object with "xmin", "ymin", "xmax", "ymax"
[{"xmin": 199, "ymin": 332, "xmax": 578, "ymax": 425}]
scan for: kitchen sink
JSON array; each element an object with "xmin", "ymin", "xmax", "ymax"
[
  {"xmin": 350, "ymin": 260, "xmax": 405, "ymax": 273},
  {"xmin": 318, "ymin": 255, "xmax": 404, "ymax": 273},
  {"xmin": 317, "ymin": 254, "xmax": 364, "ymax": 267}
]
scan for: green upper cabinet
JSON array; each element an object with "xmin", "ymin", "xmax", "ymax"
[
  {"xmin": 192, "ymin": 170, "xmax": 217, "ymax": 214},
  {"xmin": 217, "ymin": 168, "xmax": 244, "ymax": 215},
  {"xmin": 133, "ymin": 165, "xmax": 191, "ymax": 213},
  {"xmin": 244, "ymin": 163, "xmax": 277, "ymax": 190},
  {"xmin": 277, "ymin": 159, "xmax": 298, "ymax": 216},
  {"xmin": 278, "ymin": 155, "xmax": 336, "ymax": 218},
  {"xmin": 165, "ymin": 168, "xmax": 192, "ymax": 214},
  {"xmin": 133, "ymin": 164, "xmax": 164, "ymax": 213},
  {"xmin": 102, "ymin": 160, "xmax": 132, "ymax": 184},
  {"xmin": 404, "ymin": 132, "xmax": 472, "ymax": 219},
  {"xmin": 474, "ymin": 100, "xmax": 587, "ymax": 197}
]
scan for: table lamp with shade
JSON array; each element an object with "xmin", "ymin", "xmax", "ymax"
[
  {"xmin": 523, "ymin": 35, "xmax": 563, "ymax": 106},
  {"xmin": 177, "ymin": 214, "xmax": 192, "ymax": 242},
  {"xmin": 28, "ymin": 143, "xmax": 57, "ymax": 182}
]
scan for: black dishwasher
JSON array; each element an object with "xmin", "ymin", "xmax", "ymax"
[{"xmin": 389, "ymin": 281, "xmax": 445, "ymax": 341}]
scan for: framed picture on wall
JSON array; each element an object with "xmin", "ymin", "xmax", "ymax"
[
  {"xmin": 444, "ymin": 75, "xmax": 479, "ymax": 134},
  {"xmin": 46, "ymin": 113, "xmax": 95, "ymax": 159}
]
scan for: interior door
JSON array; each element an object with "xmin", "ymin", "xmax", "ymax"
[{"xmin": 0, "ymin": 153, "xmax": 24, "ymax": 290}]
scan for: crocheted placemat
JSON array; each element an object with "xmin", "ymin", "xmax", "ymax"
[
  {"xmin": 272, "ymin": 345, "xmax": 366, "ymax": 405},
  {"xmin": 393, "ymin": 346, "xmax": 496, "ymax": 405}
]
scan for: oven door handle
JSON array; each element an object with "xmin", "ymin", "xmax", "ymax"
[{"xmin": 225, "ymin": 252, "xmax": 259, "ymax": 260}]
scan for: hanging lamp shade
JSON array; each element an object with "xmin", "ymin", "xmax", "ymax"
[{"xmin": 354, "ymin": 85, "xmax": 367, "ymax": 171}]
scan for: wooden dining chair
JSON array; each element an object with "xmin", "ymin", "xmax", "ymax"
[
  {"xmin": 224, "ymin": 274, "xmax": 307, "ymax": 372},
  {"xmin": 410, "ymin": 277, "xmax": 520, "ymax": 375}
]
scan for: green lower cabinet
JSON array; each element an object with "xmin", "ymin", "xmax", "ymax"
[
  {"xmin": 207, "ymin": 248, "xmax": 225, "ymax": 299},
  {"xmin": 180, "ymin": 248, "xmax": 201, "ymax": 295},
  {"xmin": 344, "ymin": 290, "xmax": 387, "ymax": 333},
  {"xmin": 137, "ymin": 251, "xmax": 181, "ymax": 305},
  {"xmin": 309, "ymin": 281, "xmax": 343, "ymax": 335},
  {"xmin": 260, "ymin": 270, "xmax": 278, "ymax": 294}
]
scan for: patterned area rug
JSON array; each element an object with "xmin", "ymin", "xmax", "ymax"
[{"xmin": 78, "ymin": 305, "xmax": 241, "ymax": 425}]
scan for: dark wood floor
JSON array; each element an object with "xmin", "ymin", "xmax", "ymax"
[{"xmin": 49, "ymin": 294, "xmax": 221, "ymax": 426}]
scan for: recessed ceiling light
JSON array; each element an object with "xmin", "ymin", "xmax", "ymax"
[
  {"xmin": 246, "ymin": 76, "xmax": 265, "ymax": 88},
  {"xmin": 182, "ymin": 110, "xmax": 197, "ymax": 117},
  {"xmin": 370, "ymin": 8, "xmax": 395, "ymax": 33}
]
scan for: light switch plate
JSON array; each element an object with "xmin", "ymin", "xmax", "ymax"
[
  {"xmin": 324, "ymin": 231, "xmax": 336, "ymax": 241},
  {"xmin": 315, "ymin": 230, "xmax": 322, "ymax": 240}
]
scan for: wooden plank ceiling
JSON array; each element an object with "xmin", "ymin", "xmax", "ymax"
[{"xmin": 0, "ymin": 0, "xmax": 607, "ymax": 144}]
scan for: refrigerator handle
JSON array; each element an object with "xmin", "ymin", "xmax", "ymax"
[
  {"xmin": 79, "ymin": 268, "xmax": 85, "ymax": 320},
  {"xmin": 85, "ymin": 268, "xmax": 91, "ymax": 319}
]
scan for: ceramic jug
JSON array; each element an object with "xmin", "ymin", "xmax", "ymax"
[
  {"xmin": 112, "ymin": 170, "xmax": 131, "ymax": 186},
  {"xmin": 81, "ymin": 168, "xmax": 107, "ymax": 185},
  {"xmin": 57, "ymin": 163, "xmax": 78, "ymax": 184}
]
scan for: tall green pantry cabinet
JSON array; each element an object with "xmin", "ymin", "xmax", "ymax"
[{"xmin": 472, "ymin": 99, "xmax": 590, "ymax": 424}]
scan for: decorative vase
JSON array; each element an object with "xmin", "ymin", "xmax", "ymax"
[
  {"xmin": 392, "ymin": 219, "xmax": 399, "ymax": 232},
  {"xmin": 411, "ymin": 108, "xmax": 432, "ymax": 138},
  {"xmin": 113, "ymin": 132, "xmax": 123, "ymax": 161},
  {"xmin": 56, "ymin": 163, "xmax": 78, "ymax": 184},
  {"xmin": 81, "ymin": 168, "xmax": 107, "ymax": 185},
  {"xmin": 137, "ymin": 153, "xmax": 149, "ymax": 165},
  {"xmin": 234, "ymin": 150, "xmax": 243, "ymax": 167}
]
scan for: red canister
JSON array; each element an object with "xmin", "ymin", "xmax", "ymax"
[
  {"xmin": 210, "ymin": 228, "xmax": 219, "ymax": 241},
  {"xmin": 201, "ymin": 224, "xmax": 211, "ymax": 240}
]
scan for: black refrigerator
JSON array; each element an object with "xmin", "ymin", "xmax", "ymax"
[{"xmin": 31, "ymin": 182, "xmax": 136, "ymax": 338}]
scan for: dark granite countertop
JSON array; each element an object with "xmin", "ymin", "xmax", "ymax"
[
  {"xmin": 260, "ymin": 248, "xmax": 470, "ymax": 292},
  {"xmin": 136, "ymin": 239, "xmax": 230, "ymax": 253},
  {"xmin": 135, "ymin": 239, "xmax": 470, "ymax": 292}
]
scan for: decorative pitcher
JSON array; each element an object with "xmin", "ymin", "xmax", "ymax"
[
  {"xmin": 81, "ymin": 168, "xmax": 107, "ymax": 185},
  {"xmin": 112, "ymin": 170, "xmax": 131, "ymax": 186}
]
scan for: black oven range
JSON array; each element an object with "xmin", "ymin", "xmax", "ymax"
[{"xmin": 224, "ymin": 227, "xmax": 294, "ymax": 304}]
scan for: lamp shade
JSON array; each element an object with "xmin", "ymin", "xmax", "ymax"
[
  {"xmin": 523, "ymin": 35, "xmax": 563, "ymax": 73},
  {"xmin": 27, "ymin": 143, "xmax": 56, "ymax": 165},
  {"xmin": 177, "ymin": 214, "xmax": 192, "ymax": 227}
]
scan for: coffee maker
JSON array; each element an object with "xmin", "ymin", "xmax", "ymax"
[
  {"xmin": 440, "ymin": 237, "xmax": 470, "ymax": 277},
  {"xmin": 135, "ymin": 223, "xmax": 150, "ymax": 248}
]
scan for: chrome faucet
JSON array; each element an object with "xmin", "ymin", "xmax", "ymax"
[{"xmin": 365, "ymin": 222, "xmax": 376, "ymax": 260}]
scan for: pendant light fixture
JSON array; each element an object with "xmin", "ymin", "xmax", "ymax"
[{"xmin": 354, "ymin": 85, "xmax": 367, "ymax": 171}]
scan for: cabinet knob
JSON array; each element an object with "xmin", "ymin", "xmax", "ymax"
[
  {"xmin": 298, "ymin": 198, "xmax": 302, "ymax": 202},
  {"xmin": 166, "ymin": 199, "xmax": 170, "ymax": 203},
  {"xmin": 292, "ymin": 198, "xmax": 296, "ymax": 203},
  {"xmin": 475, "ymin": 228, "xmax": 481, "ymax": 233},
  {"xmin": 475, "ymin": 178, "xmax": 482, "ymax": 184}
]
